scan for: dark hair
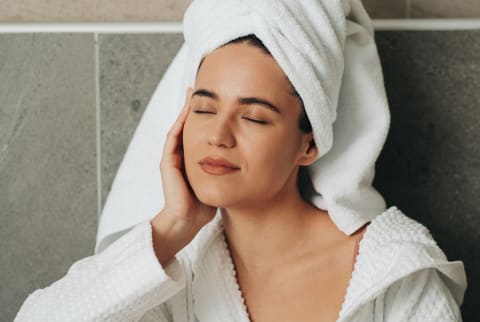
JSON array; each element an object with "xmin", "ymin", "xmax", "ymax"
[
  {"xmin": 222, "ymin": 34, "xmax": 312, "ymax": 133},
  {"xmin": 221, "ymin": 34, "xmax": 316, "ymax": 203}
]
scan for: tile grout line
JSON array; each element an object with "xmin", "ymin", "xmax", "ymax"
[{"xmin": 94, "ymin": 32, "xmax": 102, "ymax": 220}]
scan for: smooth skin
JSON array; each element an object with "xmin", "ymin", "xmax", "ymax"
[{"xmin": 151, "ymin": 42, "xmax": 368, "ymax": 322}]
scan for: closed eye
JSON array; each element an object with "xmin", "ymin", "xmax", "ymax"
[
  {"xmin": 193, "ymin": 110, "xmax": 214, "ymax": 114},
  {"xmin": 243, "ymin": 118, "xmax": 268, "ymax": 124},
  {"xmin": 193, "ymin": 110, "xmax": 269, "ymax": 125}
]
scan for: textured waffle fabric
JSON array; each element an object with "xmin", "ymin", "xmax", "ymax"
[{"xmin": 15, "ymin": 206, "xmax": 467, "ymax": 322}]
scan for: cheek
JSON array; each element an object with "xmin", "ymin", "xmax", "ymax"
[{"xmin": 246, "ymin": 133, "xmax": 297, "ymax": 175}]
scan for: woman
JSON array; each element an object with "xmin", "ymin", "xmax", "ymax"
[
  {"xmin": 15, "ymin": 34, "xmax": 466, "ymax": 322},
  {"xmin": 15, "ymin": 0, "xmax": 467, "ymax": 320}
]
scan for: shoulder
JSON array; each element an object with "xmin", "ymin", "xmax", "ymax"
[
  {"xmin": 366, "ymin": 206, "xmax": 438, "ymax": 246},
  {"xmin": 382, "ymin": 267, "xmax": 463, "ymax": 321},
  {"xmin": 356, "ymin": 206, "xmax": 444, "ymax": 279},
  {"xmin": 362, "ymin": 206, "xmax": 452, "ymax": 268},
  {"xmin": 358, "ymin": 206, "xmax": 467, "ymax": 307}
]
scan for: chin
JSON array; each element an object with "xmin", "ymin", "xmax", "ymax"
[{"xmin": 193, "ymin": 183, "xmax": 239, "ymax": 208}]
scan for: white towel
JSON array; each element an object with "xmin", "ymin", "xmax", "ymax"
[{"xmin": 95, "ymin": 0, "xmax": 391, "ymax": 254}]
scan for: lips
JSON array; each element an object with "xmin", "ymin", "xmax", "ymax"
[
  {"xmin": 198, "ymin": 156, "xmax": 240, "ymax": 175},
  {"xmin": 198, "ymin": 156, "xmax": 239, "ymax": 169}
]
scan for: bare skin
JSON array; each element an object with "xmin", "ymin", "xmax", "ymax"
[
  {"xmin": 226, "ymin": 216, "xmax": 369, "ymax": 322},
  {"xmin": 152, "ymin": 41, "xmax": 369, "ymax": 321}
]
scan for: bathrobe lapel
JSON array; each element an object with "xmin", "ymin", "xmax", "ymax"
[
  {"xmin": 189, "ymin": 206, "xmax": 466, "ymax": 322},
  {"xmin": 336, "ymin": 207, "xmax": 466, "ymax": 321},
  {"xmin": 191, "ymin": 224, "xmax": 251, "ymax": 322}
]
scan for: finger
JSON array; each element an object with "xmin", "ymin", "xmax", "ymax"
[
  {"xmin": 166, "ymin": 98, "xmax": 190, "ymax": 151},
  {"xmin": 168, "ymin": 88, "xmax": 192, "ymax": 135},
  {"xmin": 163, "ymin": 116, "xmax": 186, "ymax": 161},
  {"xmin": 162, "ymin": 89, "xmax": 193, "ymax": 160}
]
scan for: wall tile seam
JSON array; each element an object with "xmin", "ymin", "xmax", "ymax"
[{"xmin": 94, "ymin": 32, "xmax": 102, "ymax": 221}]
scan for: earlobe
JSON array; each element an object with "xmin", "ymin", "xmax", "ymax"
[
  {"xmin": 298, "ymin": 139, "xmax": 318, "ymax": 166},
  {"xmin": 306, "ymin": 139, "xmax": 318, "ymax": 163}
]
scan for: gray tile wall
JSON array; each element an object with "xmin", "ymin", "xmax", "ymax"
[
  {"xmin": 373, "ymin": 30, "xmax": 480, "ymax": 321},
  {"xmin": 0, "ymin": 34, "xmax": 97, "ymax": 321},
  {"xmin": 363, "ymin": 0, "xmax": 407, "ymax": 18},
  {"xmin": 0, "ymin": 0, "xmax": 480, "ymax": 21},
  {"xmin": 1, "ymin": 30, "xmax": 479, "ymax": 321},
  {"xmin": 410, "ymin": 0, "xmax": 480, "ymax": 18}
]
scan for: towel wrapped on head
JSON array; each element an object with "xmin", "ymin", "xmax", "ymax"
[{"xmin": 95, "ymin": 0, "xmax": 391, "ymax": 254}]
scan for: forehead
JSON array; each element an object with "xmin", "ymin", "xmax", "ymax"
[{"xmin": 195, "ymin": 43, "xmax": 294, "ymax": 100}]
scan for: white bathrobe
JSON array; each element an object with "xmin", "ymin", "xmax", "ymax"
[{"xmin": 15, "ymin": 206, "xmax": 467, "ymax": 322}]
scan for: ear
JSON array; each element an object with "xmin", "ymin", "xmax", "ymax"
[{"xmin": 297, "ymin": 133, "xmax": 318, "ymax": 166}]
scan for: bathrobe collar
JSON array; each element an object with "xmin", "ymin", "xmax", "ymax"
[{"xmin": 185, "ymin": 206, "xmax": 466, "ymax": 322}]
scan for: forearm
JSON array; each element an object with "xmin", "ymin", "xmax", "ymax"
[{"xmin": 14, "ymin": 220, "xmax": 186, "ymax": 322}]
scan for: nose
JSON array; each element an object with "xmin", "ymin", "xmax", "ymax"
[{"xmin": 208, "ymin": 114, "xmax": 235, "ymax": 148}]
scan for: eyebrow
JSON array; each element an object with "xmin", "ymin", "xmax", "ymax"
[{"xmin": 192, "ymin": 88, "xmax": 282, "ymax": 114}]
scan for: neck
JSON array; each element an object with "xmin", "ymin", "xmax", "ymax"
[{"xmin": 220, "ymin": 182, "xmax": 328, "ymax": 275}]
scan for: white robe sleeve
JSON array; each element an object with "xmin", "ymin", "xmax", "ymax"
[
  {"xmin": 382, "ymin": 267, "xmax": 463, "ymax": 322},
  {"xmin": 14, "ymin": 220, "xmax": 187, "ymax": 322}
]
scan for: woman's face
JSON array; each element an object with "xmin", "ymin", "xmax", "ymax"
[{"xmin": 182, "ymin": 41, "xmax": 317, "ymax": 209}]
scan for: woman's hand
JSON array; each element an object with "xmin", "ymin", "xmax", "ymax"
[{"xmin": 151, "ymin": 87, "xmax": 217, "ymax": 265}]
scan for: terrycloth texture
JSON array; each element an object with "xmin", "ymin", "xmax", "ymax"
[
  {"xmin": 95, "ymin": 0, "xmax": 391, "ymax": 253},
  {"xmin": 16, "ymin": 206, "xmax": 467, "ymax": 322}
]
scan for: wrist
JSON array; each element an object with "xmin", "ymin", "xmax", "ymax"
[{"xmin": 150, "ymin": 211, "xmax": 197, "ymax": 266}]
